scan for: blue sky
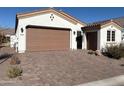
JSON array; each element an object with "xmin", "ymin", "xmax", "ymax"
[{"xmin": 0, "ymin": 7, "xmax": 124, "ymax": 28}]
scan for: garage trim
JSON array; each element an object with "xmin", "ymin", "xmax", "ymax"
[{"xmin": 26, "ymin": 25, "xmax": 71, "ymax": 30}]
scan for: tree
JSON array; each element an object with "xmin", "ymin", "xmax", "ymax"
[{"xmin": 0, "ymin": 27, "xmax": 9, "ymax": 46}]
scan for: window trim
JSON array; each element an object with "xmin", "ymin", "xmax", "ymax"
[
  {"xmin": 107, "ymin": 30, "xmax": 111, "ymax": 41},
  {"xmin": 112, "ymin": 31, "xmax": 115, "ymax": 41},
  {"xmin": 107, "ymin": 30, "xmax": 115, "ymax": 42}
]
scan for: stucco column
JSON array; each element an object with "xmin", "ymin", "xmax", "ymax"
[
  {"xmin": 83, "ymin": 31, "xmax": 87, "ymax": 49},
  {"xmin": 70, "ymin": 29, "xmax": 72, "ymax": 49},
  {"xmin": 71, "ymin": 28, "xmax": 77, "ymax": 50},
  {"xmin": 97, "ymin": 30, "xmax": 101, "ymax": 50}
]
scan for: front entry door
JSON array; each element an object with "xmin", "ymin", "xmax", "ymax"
[{"xmin": 86, "ymin": 32, "xmax": 97, "ymax": 51}]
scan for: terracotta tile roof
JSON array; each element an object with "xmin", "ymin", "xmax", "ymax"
[
  {"xmin": 113, "ymin": 16, "xmax": 124, "ymax": 27},
  {"xmin": 88, "ymin": 16, "xmax": 124, "ymax": 28}
]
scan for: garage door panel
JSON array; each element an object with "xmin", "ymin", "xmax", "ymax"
[{"xmin": 26, "ymin": 27, "xmax": 70, "ymax": 51}]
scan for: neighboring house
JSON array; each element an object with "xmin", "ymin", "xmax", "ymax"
[
  {"xmin": 13, "ymin": 8, "xmax": 124, "ymax": 53},
  {"xmin": 14, "ymin": 8, "xmax": 86, "ymax": 53},
  {"xmin": 10, "ymin": 35, "xmax": 16, "ymax": 48},
  {"xmin": 113, "ymin": 16, "xmax": 124, "ymax": 42}
]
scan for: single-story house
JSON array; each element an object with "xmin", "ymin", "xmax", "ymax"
[
  {"xmin": 14, "ymin": 8, "xmax": 86, "ymax": 53},
  {"xmin": 13, "ymin": 8, "xmax": 124, "ymax": 53}
]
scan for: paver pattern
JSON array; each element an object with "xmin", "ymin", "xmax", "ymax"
[{"xmin": 0, "ymin": 47, "xmax": 124, "ymax": 85}]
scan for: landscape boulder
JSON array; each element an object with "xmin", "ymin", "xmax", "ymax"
[
  {"xmin": 87, "ymin": 50, "xmax": 95, "ymax": 55},
  {"xmin": 95, "ymin": 50, "xmax": 102, "ymax": 56}
]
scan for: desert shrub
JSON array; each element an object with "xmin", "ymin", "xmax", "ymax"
[
  {"xmin": 119, "ymin": 44, "xmax": 124, "ymax": 57},
  {"xmin": 0, "ymin": 53, "xmax": 11, "ymax": 60},
  {"xmin": 7, "ymin": 66, "xmax": 23, "ymax": 78},
  {"xmin": 103, "ymin": 45, "xmax": 124, "ymax": 59},
  {"xmin": 10, "ymin": 54, "xmax": 20, "ymax": 65},
  {"xmin": 2, "ymin": 35, "xmax": 9, "ymax": 43}
]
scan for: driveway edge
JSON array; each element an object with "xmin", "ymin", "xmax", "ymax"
[{"xmin": 78, "ymin": 75, "xmax": 124, "ymax": 86}]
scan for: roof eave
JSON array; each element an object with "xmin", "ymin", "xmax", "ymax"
[
  {"xmin": 101, "ymin": 21, "xmax": 123, "ymax": 30},
  {"xmin": 16, "ymin": 8, "xmax": 86, "ymax": 26}
]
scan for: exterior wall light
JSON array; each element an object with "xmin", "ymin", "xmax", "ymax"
[
  {"xmin": 21, "ymin": 28, "xmax": 24, "ymax": 33},
  {"xmin": 73, "ymin": 31, "xmax": 76, "ymax": 35}
]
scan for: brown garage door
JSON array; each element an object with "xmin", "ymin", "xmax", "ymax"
[{"xmin": 26, "ymin": 26, "xmax": 70, "ymax": 52}]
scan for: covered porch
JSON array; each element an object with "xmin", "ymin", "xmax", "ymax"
[{"xmin": 82, "ymin": 24, "xmax": 101, "ymax": 51}]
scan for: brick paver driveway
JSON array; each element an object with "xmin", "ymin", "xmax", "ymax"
[{"xmin": 0, "ymin": 48, "xmax": 124, "ymax": 85}]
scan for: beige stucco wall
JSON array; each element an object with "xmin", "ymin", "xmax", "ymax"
[{"xmin": 100, "ymin": 24, "xmax": 122, "ymax": 50}]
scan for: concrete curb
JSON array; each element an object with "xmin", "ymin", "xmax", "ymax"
[{"xmin": 78, "ymin": 75, "xmax": 124, "ymax": 86}]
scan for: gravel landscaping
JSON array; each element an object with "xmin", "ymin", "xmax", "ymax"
[{"xmin": 0, "ymin": 47, "xmax": 124, "ymax": 85}]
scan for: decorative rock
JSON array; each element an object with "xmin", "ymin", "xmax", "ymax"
[
  {"xmin": 95, "ymin": 50, "xmax": 102, "ymax": 56},
  {"xmin": 88, "ymin": 50, "xmax": 95, "ymax": 55},
  {"xmin": 17, "ymin": 76, "xmax": 23, "ymax": 80}
]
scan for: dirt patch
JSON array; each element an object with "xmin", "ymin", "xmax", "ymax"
[{"xmin": 0, "ymin": 48, "xmax": 124, "ymax": 85}]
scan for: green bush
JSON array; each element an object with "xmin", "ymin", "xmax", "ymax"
[
  {"xmin": 104, "ymin": 45, "xmax": 124, "ymax": 59},
  {"xmin": 7, "ymin": 66, "xmax": 23, "ymax": 78}
]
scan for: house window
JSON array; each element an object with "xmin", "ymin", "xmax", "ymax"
[
  {"xmin": 112, "ymin": 31, "xmax": 115, "ymax": 41},
  {"xmin": 107, "ymin": 30, "xmax": 115, "ymax": 42},
  {"xmin": 107, "ymin": 30, "xmax": 111, "ymax": 41}
]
